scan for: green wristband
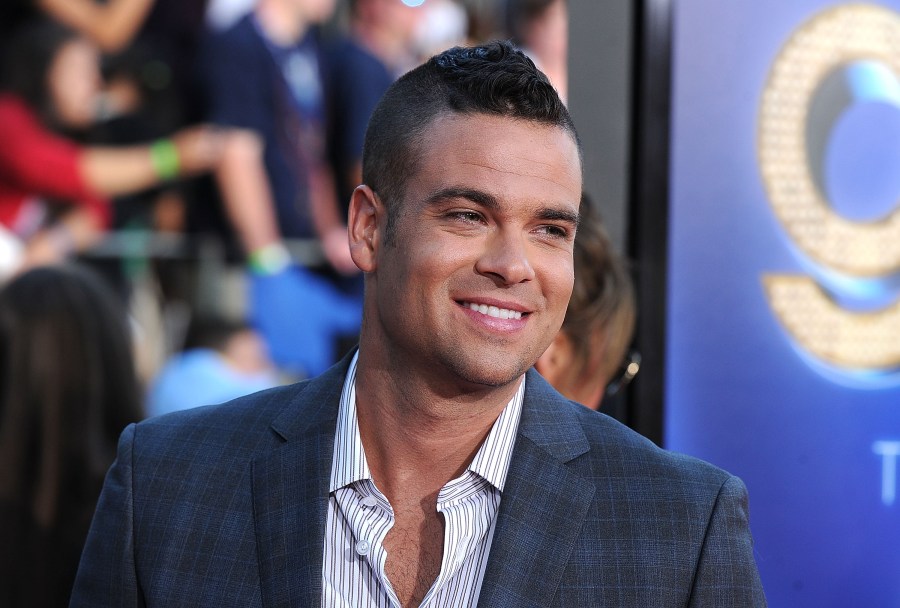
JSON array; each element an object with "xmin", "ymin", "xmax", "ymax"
[
  {"xmin": 150, "ymin": 138, "xmax": 180, "ymax": 180},
  {"xmin": 248, "ymin": 243, "xmax": 291, "ymax": 276}
]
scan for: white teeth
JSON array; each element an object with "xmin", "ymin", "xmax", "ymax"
[{"xmin": 465, "ymin": 302, "xmax": 523, "ymax": 320}]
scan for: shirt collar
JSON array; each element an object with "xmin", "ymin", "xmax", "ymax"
[
  {"xmin": 467, "ymin": 379, "xmax": 524, "ymax": 490},
  {"xmin": 329, "ymin": 351, "xmax": 369, "ymax": 491},
  {"xmin": 328, "ymin": 351, "xmax": 525, "ymax": 493}
]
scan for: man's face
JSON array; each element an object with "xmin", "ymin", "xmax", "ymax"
[{"xmin": 363, "ymin": 113, "xmax": 582, "ymax": 391}]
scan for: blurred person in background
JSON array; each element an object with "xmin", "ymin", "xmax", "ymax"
[
  {"xmin": 146, "ymin": 316, "xmax": 281, "ymax": 416},
  {"xmin": 535, "ymin": 196, "xmax": 637, "ymax": 409},
  {"xmin": 0, "ymin": 0, "xmax": 154, "ymax": 55},
  {"xmin": 0, "ymin": 0, "xmax": 212, "ymax": 129},
  {"xmin": 326, "ymin": 0, "xmax": 423, "ymax": 211},
  {"xmin": 0, "ymin": 0, "xmax": 222, "ymax": 241},
  {"xmin": 0, "ymin": 20, "xmax": 229, "ymax": 274},
  {"xmin": 0, "ymin": 263, "xmax": 143, "ymax": 607},
  {"xmin": 197, "ymin": 0, "xmax": 365, "ymax": 379},
  {"xmin": 504, "ymin": 0, "xmax": 568, "ymax": 102},
  {"xmin": 197, "ymin": 0, "xmax": 351, "ymax": 274}
]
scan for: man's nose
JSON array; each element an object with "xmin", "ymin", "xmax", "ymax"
[{"xmin": 474, "ymin": 229, "xmax": 536, "ymax": 285}]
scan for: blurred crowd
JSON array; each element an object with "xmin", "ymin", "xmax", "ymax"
[
  {"xmin": 0, "ymin": 1, "xmax": 585, "ymax": 606},
  {"xmin": 0, "ymin": 0, "xmax": 571, "ymax": 373}
]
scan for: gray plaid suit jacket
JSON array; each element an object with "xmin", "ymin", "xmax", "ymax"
[{"xmin": 70, "ymin": 354, "xmax": 766, "ymax": 607}]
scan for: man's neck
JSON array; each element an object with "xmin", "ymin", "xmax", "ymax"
[
  {"xmin": 353, "ymin": 352, "xmax": 521, "ymax": 503},
  {"xmin": 255, "ymin": 0, "xmax": 308, "ymax": 46}
]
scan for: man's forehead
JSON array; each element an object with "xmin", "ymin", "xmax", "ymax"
[
  {"xmin": 426, "ymin": 111, "xmax": 578, "ymax": 140},
  {"xmin": 417, "ymin": 112, "xmax": 582, "ymax": 171}
]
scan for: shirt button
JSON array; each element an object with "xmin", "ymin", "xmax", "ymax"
[
  {"xmin": 355, "ymin": 539, "xmax": 371, "ymax": 556},
  {"xmin": 361, "ymin": 495, "xmax": 377, "ymax": 508}
]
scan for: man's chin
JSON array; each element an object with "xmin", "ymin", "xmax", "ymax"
[{"xmin": 447, "ymin": 356, "xmax": 532, "ymax": 391}]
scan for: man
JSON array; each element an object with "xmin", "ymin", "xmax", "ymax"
[{"xmin": 71, "ymin": 41, "xmax": 766, "ymax": 606}]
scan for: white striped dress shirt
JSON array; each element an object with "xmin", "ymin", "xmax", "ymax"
[{"xmin": 322, "ymin": 352, "xmax": 525, "ymax": 607}]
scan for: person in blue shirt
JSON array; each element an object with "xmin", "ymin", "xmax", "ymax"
[
  {"xmin": 146, "ymin": 317, "xmax": 282, "ymax": 416},
  {"xmin": 197, "ymin": 0, "xmax": 352, "ymax": 274}
]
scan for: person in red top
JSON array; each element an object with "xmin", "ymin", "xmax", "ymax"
[
  {"xmin": 0, "ymin": 95, "xmax": 110, "ymax": 237},
  {"xmin": 0, "ymin": 19, "xmax": 233, "ymax": 272}
]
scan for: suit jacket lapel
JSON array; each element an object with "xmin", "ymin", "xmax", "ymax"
[
  {"xmin": 252, "ymin": 355, "xmax": 352, "ymax": 608},
  {"xmin": 477, "ymin": 370, "xmax": 596, "ymax": 608}
]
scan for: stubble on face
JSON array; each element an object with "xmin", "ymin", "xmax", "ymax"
[{"xmin": 361, "ymin": 113, "xmax": 582, "ymax": 398}]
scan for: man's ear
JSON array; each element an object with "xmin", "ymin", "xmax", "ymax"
[
  {"xmin": 535, "ymin": 331, "xmax": 574, "ymax": 386},
  {"xmin": 348, "ymin": 184, "xmax": 381, "ymax": 272}
]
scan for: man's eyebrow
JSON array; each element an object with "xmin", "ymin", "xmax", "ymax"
[
  {"xmin": 424, "ymin": 187, "xmax": 500, "ymax": 210},
  {"xmin": 536, "ymin": 207, "xmax": 580, "ymax": 227}
]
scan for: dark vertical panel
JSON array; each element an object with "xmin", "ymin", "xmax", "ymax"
[
  {"xmin": 567, "ymin": 0, "xmax": 635, "ymax": 426},
  {"xmin": 567, "ymin": 0, "xmax": 633, "ymax": 253},
  {"xmin": 627, "ymin": 0, "xmax": 673, "ymax": 445}
]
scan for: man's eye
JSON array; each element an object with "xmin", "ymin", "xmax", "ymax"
[
  {"xmin": 448, "ymin": 211, "xmax": 483, "ymax": 223},
  {"xmin": 537, "ymin": 225, "xmax": 570, "ymax": 239}
]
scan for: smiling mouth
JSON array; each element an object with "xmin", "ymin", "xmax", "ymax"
[{"xmin": 459, "ymin": 301, "xmax": 525, "ymax": 320}]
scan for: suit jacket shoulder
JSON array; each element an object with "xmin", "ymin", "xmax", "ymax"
[
  {"xmin": 572, "ymin": 391, "xmax": 733, "ymax": 489},
  {"xmin": 475, "ymin": 369, "xmax": 766, "ymax": 607},
  {"xmin": 137, "ymin": 379, "xmax": 311, "ymax": 456},
  {"xmin": 71, "ymin": 362, "xmax": 349, "ymax": 608}
]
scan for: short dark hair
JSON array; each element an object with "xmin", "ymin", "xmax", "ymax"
[{"xmin": 362, "ymin": 39, "xmax": 580, "ymax": 242}]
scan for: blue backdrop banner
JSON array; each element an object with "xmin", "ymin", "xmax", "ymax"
[{"xmin": 666, "ymin": 1, "xmax": 900, "ymax": 606}]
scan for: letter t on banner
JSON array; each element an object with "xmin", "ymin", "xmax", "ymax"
[{"xmin": 873, "ymin": 441, "xmax": 900, "ymax": 506}]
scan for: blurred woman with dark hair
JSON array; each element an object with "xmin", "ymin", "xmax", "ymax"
[
  {"xmin": 0, "ymin": 19, "xmax": 229, "ymax": 272},
  {"xmin": 0, "ymin": 263, "xmax": 143, "ymax": 606}
]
